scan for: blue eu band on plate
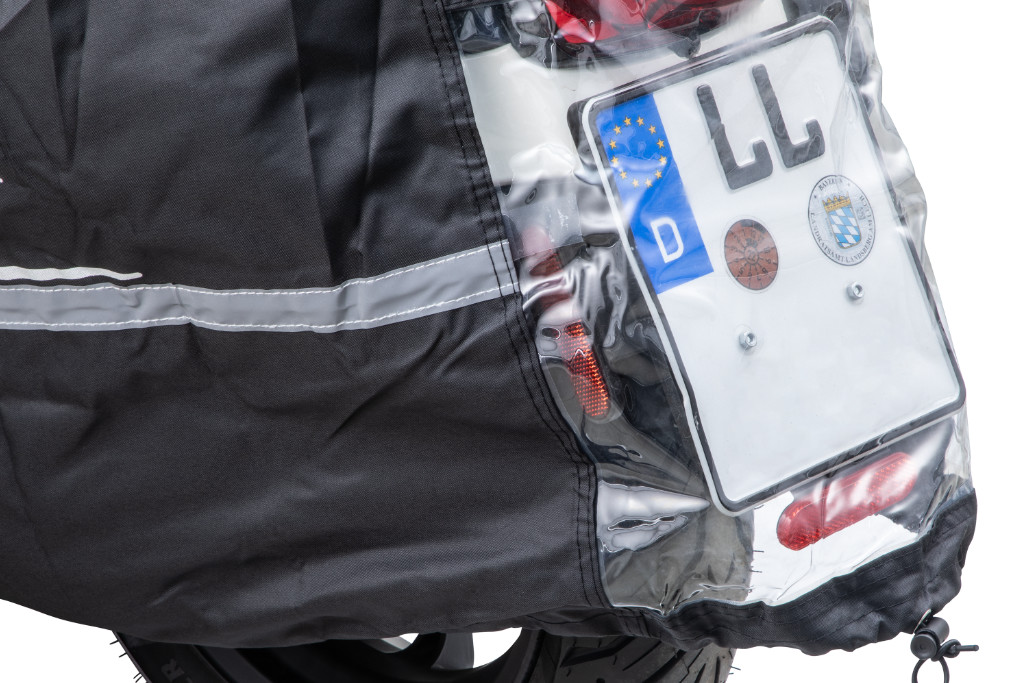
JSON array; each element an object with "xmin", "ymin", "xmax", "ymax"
[{"xmin": 596, "ymin": 94, "xmax": 714, "ymax": 295}]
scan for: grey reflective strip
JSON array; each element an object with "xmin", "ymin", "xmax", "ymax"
[
  {"xmin": 0, "ymin": 266, "xmax": 142, "ymax": 282},
  {"xmin": 0, "ymin": 241, "xmax": 517, "ymax": 333}
]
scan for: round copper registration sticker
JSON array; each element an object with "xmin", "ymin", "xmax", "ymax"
[{"xmin": 724, "ymin": 219, "xmax": 779, "ymax": 291}]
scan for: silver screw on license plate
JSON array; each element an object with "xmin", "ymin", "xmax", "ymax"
[
  {"xmin": 739, "ymin": 329, "xmax": 758, "ymax": 350},
  {"xmin": 847, "ymin": 282, "xmax": 865, "ymax": 300}
]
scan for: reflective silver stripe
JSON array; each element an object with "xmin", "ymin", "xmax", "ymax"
[
  {"xmin": 0, "ymin": 241, "xmax": 518, "ymax": 333},
  {"xmin": 0, "ymin": 266, "xmax": 142, "ymax": 282}
]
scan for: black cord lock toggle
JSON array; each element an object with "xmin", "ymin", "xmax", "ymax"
[{"xmin": 910, "ymin": 614, "xmax": 979, "ymax": 683}]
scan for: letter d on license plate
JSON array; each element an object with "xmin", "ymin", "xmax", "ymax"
[{"xmin": 581, "ymin": 19, "xmax": 963, "ymax": 514}]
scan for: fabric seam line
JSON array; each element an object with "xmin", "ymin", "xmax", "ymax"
[{"xmin": 429, "ymin": 0, "xmax": 601, "ymax": 609}]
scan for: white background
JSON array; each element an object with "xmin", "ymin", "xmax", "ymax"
[
  {"xmin": 0, "ymin": 2, "xmax": 1019, "ymax": 681},
  {"xmin": 736, "ymin": 2, "xmax": 1022, "ymax": 682}
]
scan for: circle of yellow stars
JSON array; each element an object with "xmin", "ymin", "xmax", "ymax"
[{"xmin": 608, "ymin": 115, "xmax": 668, "ymax": 190}]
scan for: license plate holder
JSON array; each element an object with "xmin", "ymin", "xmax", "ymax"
[{"xmin": 580, "ymin": 19, "xmax": 964, "ymax": 514}]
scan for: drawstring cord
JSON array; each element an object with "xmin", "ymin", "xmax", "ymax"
[{"xmin": 910, "ymin": 613, "xmax": 978, "ymax": 683}]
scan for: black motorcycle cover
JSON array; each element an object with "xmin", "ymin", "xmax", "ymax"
[{"xmin": 0, "ymin": 0, "xmax": 974, "ymax": 655}]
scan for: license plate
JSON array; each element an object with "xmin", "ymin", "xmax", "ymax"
[{"xmin": 580, "ymin": 19, "xmax": 963, "ymax": 514}]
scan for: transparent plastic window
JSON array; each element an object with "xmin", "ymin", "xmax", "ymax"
[{"xmin": 450, "ymin": 0, "xmax": 972, "ymax": 614}]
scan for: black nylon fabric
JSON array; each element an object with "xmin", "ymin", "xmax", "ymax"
[{"xmin": 0, "ymin": 0, "xmax": 605, "ymax": 646}]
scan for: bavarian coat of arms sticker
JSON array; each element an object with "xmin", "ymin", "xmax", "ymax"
[{"xmin": 808, "ymin": 175, "xmax": 875, "ymax": 265}]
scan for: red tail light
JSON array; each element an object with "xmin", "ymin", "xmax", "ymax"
[
  {"xmin": 777, "ymin": 452, "xmax": 919, "ymax": 551},
  {"xmin": 544, "ymin": 0, "xmax": 748, "ymax": 46},
  {"xmin": 559, "ymin": 321, "xmax": 611, "ymax": 418}
]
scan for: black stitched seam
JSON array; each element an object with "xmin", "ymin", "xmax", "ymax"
[
  {"xmin": 354, "ymin": 2, "xmax": 382, "ymax": 282},
  {"xmin": 428, "ymin": 18, "xmax": 603, "ymax": 609},
  {"xmin": 421, "ymin": 0, "xmax": 601, "ymax": 608},
  {"xmin": 283, "ymin": 2, "xmax": 332, "ymax": 284},
  {"xmin": 422, "ymin": 0, "xmax": 595, "ymax": 606},
  {"xmin": 436, "ymin": 0, "xmax": 604, "ymax": 611}
]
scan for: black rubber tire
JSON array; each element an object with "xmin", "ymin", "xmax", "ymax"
[
  {"xmin": 118, "ymin": 631, "xmax": 733, "ymax": 683},
  {"xmin": 526, "ymin": 635, "xmax": 733, "ymax": 683}
]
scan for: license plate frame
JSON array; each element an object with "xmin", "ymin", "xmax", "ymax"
[{"xmin": 579, "ymin": 18, "xmax": 964, "ymax": 514}]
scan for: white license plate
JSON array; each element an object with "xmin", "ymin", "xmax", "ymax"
[{"xmin": 581, "ymin": 19, "xmax": 963, "ymax": 514}]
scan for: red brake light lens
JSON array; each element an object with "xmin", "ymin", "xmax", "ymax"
[
  {"xmin": 559, "ymin": 321, "xmax": 611, "ymax": 418},
  {"xmin": 544, "ymin": 0, "xmax": 748, "ymax": 46},
  {"xmin": 777, "ymin": 451, "xmax": 919, "ymax": 551}
]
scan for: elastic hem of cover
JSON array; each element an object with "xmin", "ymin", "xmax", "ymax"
[
  {"xmin": 631, "ymin": 491, "xmax": 976, "ymax": 654},
  {"xmin": 468, "ymin": 492, "xmax": 975, "ymax": 651}
]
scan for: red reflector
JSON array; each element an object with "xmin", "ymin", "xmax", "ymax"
[
  {"xmin": 559, "ymin": 322, "xmax": 610, "ymax": 418},
  {"xmin": 528, "ymin": 250, "xmax": 564, "ymax": 277},
  {"xmin": 544, "ymin": 0, "xmax": 623, "ymax": 44},
  {"xmin": 544, "ymin": 0, "xmax": 747, "ymax": 45},
  {"xmin": 777, "ymin": 452, "xmax": 918, "ymax": 551}
]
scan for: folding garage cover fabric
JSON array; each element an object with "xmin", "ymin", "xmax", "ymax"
[{"xmin": 0, "ymin": 0, "xmax": 974, "ymax": 654}]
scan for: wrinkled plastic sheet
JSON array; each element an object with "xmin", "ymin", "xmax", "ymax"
[{"xmin": 451, "ymin": 0, "xmax": 972, "ymax": 615}]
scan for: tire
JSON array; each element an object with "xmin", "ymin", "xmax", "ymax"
[{"xmin": 118, "ymin": 631, "xmax": 733, "ymax": 683}]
